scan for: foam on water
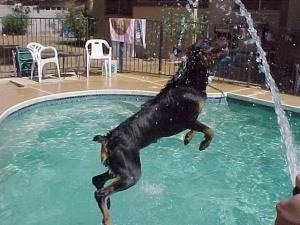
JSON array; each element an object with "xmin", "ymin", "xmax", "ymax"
[{"xmin": 140, "ymin": 181, "xmax": 164, "ymax": 195}]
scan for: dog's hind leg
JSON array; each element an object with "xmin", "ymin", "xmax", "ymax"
[
  {"xmin": 92, "ymin": 170, "xmax": 115, "ymax": 189},
  {"xmin": 93, "ymin": 171, "xmax": 115, "ymax": 210},
  {"xmin": 96, "ymin": 174, "xmax": 141, "ymax": 225},
  {"xmin": 95, "ymin": 152, "xmax": 142, "ymax": 225},
  {"xmin": 95, "ymin": 173, "xmax": 141, "ymax": 225},
  {"xmin": 187, "ymin": 120, "xmax": 213, "ymax": 151}
]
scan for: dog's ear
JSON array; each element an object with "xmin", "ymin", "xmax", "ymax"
[{"xmin": 93, "ymin": 135, "xmax": 106, "ymax": 143}]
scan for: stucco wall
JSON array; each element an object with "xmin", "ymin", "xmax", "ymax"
[
  {"xmin": 0, "ymin": 5, "xmax": 66, "ymax": 34},
  {"xmin": 0, "ymin": 4, "xmax": 65, "ymax": 18},
  {"xmin": 132, "ymin": 0, "xmax": 299, "ymax": 30},
  {"xmin": 132, "ymin": 0, "xmax": 237, "ymax": 38}
]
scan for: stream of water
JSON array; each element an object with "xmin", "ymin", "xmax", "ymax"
[
  {"xmin": 231, "ymin": 0, "xmax": 298, "ymax": 185},
  {"xmin": 174, "ymin": 0, "xmax": 297, "ymax": 184}
]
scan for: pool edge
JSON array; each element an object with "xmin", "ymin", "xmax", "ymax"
[
  {"xmin": 0, "ymin": 90, "xmax": 158, "ymax": 124},
  {"xmin": 227, "ymin": 93, "xmax": 300, "ymax": 114},
  {"xmin": 2, "ymin": 90, "xmax": 299, "ymax": 124},
  {"xmin": 0, "ymin": 89, "xmax": 228, "ymax": 124}
]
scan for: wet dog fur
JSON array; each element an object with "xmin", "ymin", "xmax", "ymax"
[{"xmin": 92, "ymin": 38, "xmax": 228, "ymax": 225}]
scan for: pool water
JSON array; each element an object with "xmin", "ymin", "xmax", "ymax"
[{"xmin": 0, "ymin": 96, "xmax": 299, "ymax": 225}]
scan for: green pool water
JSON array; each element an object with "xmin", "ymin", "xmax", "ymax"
[{"xmin": 0, "ymin": 96, "xmax": 299, "ymax": 225}]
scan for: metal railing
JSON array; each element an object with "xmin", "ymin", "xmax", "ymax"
[
  {"xmin": 0, "ymin": 17, "xmax": 87, "ymax": 77},
  {"xmin": 0, "ymin": 16, "xmax": 299, "ymax": 94}
]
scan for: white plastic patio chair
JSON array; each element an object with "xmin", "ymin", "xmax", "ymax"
[
  {"xmin": 294, "ymin": 64, "xmax": 300, "ymax": 94},
  {"xmin": 85, "ymin": 39, "xmax": 112, "ymax": 78},
  {"xmin": 27, "ymin": 42, "xmax": 61, "ymax": 82}
]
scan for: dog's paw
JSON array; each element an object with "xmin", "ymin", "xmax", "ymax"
[
  {"xmin": 94, "ymin": 188, "xmax": 108, "ymax": 199},
  {"xmin": 184, "ymin": 130, "xmax": 195, "ymax": 145},
  {"xmin": 92, "ymin": 176, "xmax": 106, "ymax": 189},
  {"xmin": 102, "ymin": 217, "xmax": 112, "ymax": 225},
  {"xmin": 199, "ymin": 140, "xmax": 210, "ymax": 151},
  {"xmin": 184, "ymin": 139, "xmax": 190, "ymax": 145},
  {"xmin": 93, "ymin": 135, "xmax": 106, "ymax": 142}
]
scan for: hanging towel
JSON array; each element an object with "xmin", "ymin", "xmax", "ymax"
[
  {"xmin": 134, "ymin": 19, "xmax": 146, "ymax": 48},
  {"xmin": 109, "ymin": 18, "xmax": 135, "ymax": 44}
]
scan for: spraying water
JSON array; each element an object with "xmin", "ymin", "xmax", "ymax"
[
  {"xmin": 172, "ymin": 0, "xmax": 297, "ymax": 184},
  {"xmin": 233, "ymin": 0, "xmax": 298, "ymax": 185},
  {"xmin": 173, "ymin": 0, "xmax": 198, "ymax": 56}
]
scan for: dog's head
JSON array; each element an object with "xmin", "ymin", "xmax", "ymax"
[
  {"xmin": 184, "ymin": 37, "xmax": 229, "ymax": 72},
  {"xmin": 170, "ymin": 37, "xmax": 229, "ymax": 90}
]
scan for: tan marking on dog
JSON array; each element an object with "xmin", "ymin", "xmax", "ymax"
[
  {"xmin": 198, "ymin": 99, "xmax": 206, "ymax": 113},
  {"xmin": 184, "ymin": 130, "xmax": 196, "ymax": 145},
  {"xmin": 100, "ymin": 140, "xmax": 109, "ymax": 165},
  {"xmin": 101, "ymin": 196, "xmax": 112, "ymax": 225},
  {"xmin": 200, "ymin": 127, "xmax": 214, "ymax": 150}
]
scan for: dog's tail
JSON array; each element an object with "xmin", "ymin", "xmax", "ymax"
[{"xmin": 93, "ymin": 135, "xmax": 106, "ymax": 143}]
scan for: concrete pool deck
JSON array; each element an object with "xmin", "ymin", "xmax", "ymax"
[{"xmin": 1, "ymin": 73, "xmax": 300, "ymax": 116}]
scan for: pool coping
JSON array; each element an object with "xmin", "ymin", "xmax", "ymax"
[
  {"xmin": 227, "ymin": 93, "xmax": 300, "ymax": 114},
  {"xmin": 0, "ymin": 90, "xmax": 157, "ymax": 123},
  {"xmin": 0, "ymin": 89, "xmax": 230, "ymax": 124},
  {"xmin": 1, "ymin": 89, "xmax": 299, "ymax": 124}
]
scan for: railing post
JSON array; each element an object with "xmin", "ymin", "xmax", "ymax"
[
  {"xmin": 158, "ymin": 21, "xmax": 163, "ymax": 75},
  {"xmin": 87, "ymin": 17, "xmax": 95, "ymax": 39},
  {"xmin": 118, "ymin": 42, "xmax": 124, "ymax": 73}
]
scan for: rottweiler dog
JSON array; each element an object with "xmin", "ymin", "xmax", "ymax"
[{"xmin": 92, "ymin": 37, "xmax": 228, "ymax": 225}]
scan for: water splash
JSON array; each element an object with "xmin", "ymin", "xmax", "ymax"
[
  {"xmin": 177, "ymin": 17, "xmax": 188, "ymax": 49},
  {"xmin": 141, "ymin": 181, "xmax": 164, "ymax": 195},
  {"xmin": 173, "ymin": 0, "xmax": 199, "ymax": 54},
  {"xmin": 233, "ymin": 0, "xmax": 298, "ymax": 185}
]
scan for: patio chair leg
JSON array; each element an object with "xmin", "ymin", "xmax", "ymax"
[
  {"xmin": 56, "ymin": 62, "xmax": 61, "ymax": 80},
  {"xmin": 86, "ymin": 59, "xmax": 90, "ymax": 78},
  {"xmin": 30, "ymin": 62, "xmax": 35, "ymax": 80}
]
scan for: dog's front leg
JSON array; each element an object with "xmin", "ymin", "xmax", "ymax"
[{"xmin": 188, "ymin": 120, "xmax": 213, "ymax": 151}]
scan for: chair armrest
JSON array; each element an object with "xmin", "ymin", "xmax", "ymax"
[
  {"xmin": 103, "ymin": 42, "xmax": 112, "ymax": 53},
  {"xmin": 40, "ymin": 46, "xmax": 58, "ymax": 54},
  {"xmin": 38, "ymin": 46, "xmax": 58, "ymax": 59}
]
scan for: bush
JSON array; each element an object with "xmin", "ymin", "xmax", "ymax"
[
  {"xmin": 59, "ymin": 11, "xmax": 88, "ymax": 40},
  {"xmin": 2, "ymin": 4, "xmax": 29, "ymax": 35}
]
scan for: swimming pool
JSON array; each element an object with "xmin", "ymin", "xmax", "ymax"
[{"xmin": 0, "ymin": 93, "xmax": 299, "ymax": 225}]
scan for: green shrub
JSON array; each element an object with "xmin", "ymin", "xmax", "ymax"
[
  {"xmin": 59, "ymin": 11, "xmax": 88, "ymax": 40},
  {"xmin": 2, "ymin": 4, "xmax": 29, "ymax": 35}
]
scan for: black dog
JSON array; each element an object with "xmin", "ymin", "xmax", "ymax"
[{"xmin": 92, "ymin": 38, "xmax": 228, "ymax": 225}]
